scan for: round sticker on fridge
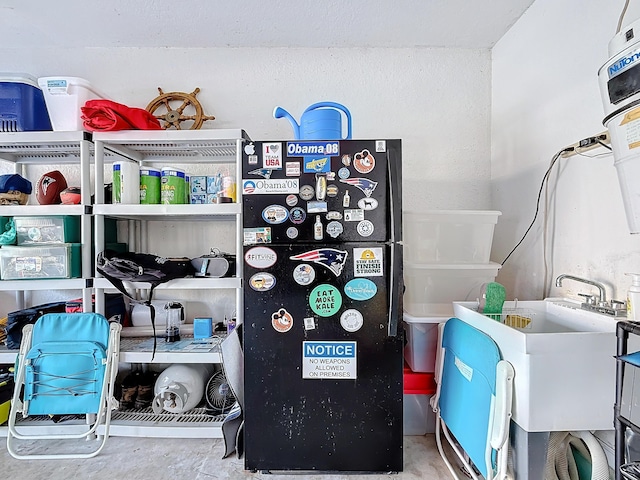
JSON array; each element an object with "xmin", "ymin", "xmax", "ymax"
[
  {"xmin": 286, "ymin": 226, "xmax": 299, "ymax": 239},
  {"xmin": 286, "ymin": 194, "xmax": 298, "ymax": 207},
  {"xmin": 244, "ymin": 246, "xmax": 277, "ymax": 269},
  {"xmin": 272, "ymin": 308, "xmax": 293, "ymax": 333},
  {"xmin": 340, "ymin": 309, "xmax": 364, "ymax": 332},
  {"xmin": 354, "ymin": 149, "xmax": 375, "ymax": 174},
  {"xmin": 357, "ymin": 197, "xmax": 378, "ymax": 211},
  {"xmin": 293, "ymin": 263, "xmax": 315, "ymax": 285},
  {"xmin": 309, "ymin": 284, "xmax": 343, "ymax": 317},
  {"xmin": 356, "ymin": 220, "xmax": 375, "ymax": 237},
  {"xmin": 338, "ymin": 167, "xmax": 350, "ymax": 179},
  {"xmin": 299, "ymin": 185, "xmax": 315, "ymax": 201},
  {"xmin": 326, "ymin": 184, "xmax": 339, "ymax": 197},
  {"xmin": 344, "ymin": 278, "xmax": 378, "ymax": 301},
  {"xmin": 249, "ymin": 272, "xmax": 276, "ymax": 292},
  {"xmin": 262, "ymin": 205, "xmax": 289, "ymax": 224},
  {"xmin": 289, "ymin": 207, "xmax": 306, "ymax": 224}
]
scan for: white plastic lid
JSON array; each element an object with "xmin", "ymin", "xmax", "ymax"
[
  {"xmin": 0, "ymin": 73, "xmax": 39, "ymax": 88},
  {"xmin": 37, "ymin": 76, "xmax": 108, "ymax": 99},
  {"xmin": 403, "ymin": 312, "xmax": 449, "ymax": 324}
]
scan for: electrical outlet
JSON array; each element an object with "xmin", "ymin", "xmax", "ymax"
[{"xmin": 561, "ymin": 130, "xmax": 611, "ymax": 158}]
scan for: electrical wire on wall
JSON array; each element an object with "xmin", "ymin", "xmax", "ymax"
[
  {"xmin": 618, "ymin": 0, "xmax": 631, "ymax": 33},
  {"xmin": 500, "ymin": 133, "xmax": 613, "ymax": 298}
]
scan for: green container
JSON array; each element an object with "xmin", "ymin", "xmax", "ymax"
[
  {"xmin": 14, "ymin": 215, "xmax": 80, "ymax": 245},
  {"xmin": 161, "ymin": 167, "xmax": 186, "ymax": 205},
  {"xmin": 140, "ymin": 167, "xmax": 161, "ymax": 204}
]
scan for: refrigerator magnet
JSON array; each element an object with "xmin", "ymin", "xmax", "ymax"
[
  {"xmin": 344, "ymin": 209, "xmax": 365, "ymax": 222},
  {"xmin": 326, "ymin": 221, "xmax": 343, "ymax": 238},
  {"xmin": 340, "ymin": 309, "xmax": 364, "ymax": 332},
  {"xmin": 353, "ymin": 248, "xmax": 384, "ymax": 277},
  {"xmin": 271, "ymin": 308, "xmax": 293, "ymax": 333},
  {"xmin": 356, "ymin": 220, "xmax": 374, "ymax": 237},
  {"xmin": 290, "ymin": 248, "xmax": 348, "ymax": 277},
  {"xmin": 289, "ymin": 207, "xmax": 306, "ymax": 224},
  {"xmin": 285, "ymin": 194, "xmax": 298, "ymax": 207},
  {"xmin": 248, "ymin": 168, "xmax": 273, "ymax": 179},
  {"xmin": 344, "ymin": 278, "xmax": 378, "ymax": 301},
  {"xmin": 326, "ymin": 184, "xmax": 339, "ymax": 197},
  {"xmin": 286, "ymin": 227, "xmax": 299, "ymax": 239},
  {"xmin": 244, "ymin": 246, "xmax": 277, "ymax": 269},
  {"xmin": 292, "ymin": 263, "xmax": 315, "ymax": 285},
  {"xmin": 249, "ymin": 273, "xmax": 276, "ymax": 292},
  {"xmin": 357, "ymin": 197, "xmax": 378, "ymax": 211},
  {"xmin": 326, "ymin": 211, "xmax": 343, "ymax": 220},
  {"xmin": 299, "ymin": 184, "xmax": 315, "ymax": 201},
  {"xmin": 341, "ymin": 154, "xmax": 351, "ymax": 166},
  {"xmin": 307, "ymin": 201, "xmax": 328, "ymax": 213},
  {"xmin": 338, "ymin": 167, "xmax": 350, "ymax": 179},
  {"xmin": 303, "ymin": 317, "xmax": 316, "ymax": 330},
  {"xmin": 309, "ymin": 284, "xmax": 343, "ymax": 317},
  {"xmin": 243, "ymin": 227, "xmax": 272, "ymax": 245},
  {"xmin": 353, "ymin": 150, "xmax": 375, "ymax": 174},
  {"xmin": 262, "ymin": 205, "xmax": 289, "ymax": 224},
  {"xmin": 262, "ymin": 143, "xmax": 283, "ymax": 169},
  {"xmin": 339, "ymin": 178, "xmax": 378, "ymax": 197}
]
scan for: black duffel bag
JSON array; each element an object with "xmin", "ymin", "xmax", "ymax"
[{"xmin": 4, "ymin": 301, "xmax": 68, "ymax": 349}]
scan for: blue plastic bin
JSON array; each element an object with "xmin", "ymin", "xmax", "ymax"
[{"xmin": 0, "ymin": 74, "xmax": 52, "ymax": 132}]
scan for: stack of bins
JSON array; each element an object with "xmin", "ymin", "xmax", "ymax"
[{"xmin": 401, "ymin": 211, "xmax": 501, "ymax": 434}]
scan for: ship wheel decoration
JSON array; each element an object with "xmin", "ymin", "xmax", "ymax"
[{"xmin": 146, "ymin": 87, "xmax": 215, "ymax": 130}]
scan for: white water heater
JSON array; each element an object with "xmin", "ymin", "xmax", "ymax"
[{"xmin": 599, "ymin": 17, "xmax": 640, "ymax": 233}]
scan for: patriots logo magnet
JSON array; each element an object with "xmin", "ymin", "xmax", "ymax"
[
  {"xmin": 248, "ymin": 168, "xmax": 274, "ymax": 179},
  {"xmin": 339, "ymin": 178, "xmax": 378, "ymax": 197},
  {"xmin": 290, "ymin": 248, "xmax": 348, "ymax": 277}
]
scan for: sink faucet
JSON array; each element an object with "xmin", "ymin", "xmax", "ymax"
[{"xmin": 555, "ymin": 274, "xmax": 607, "ymax": 303}]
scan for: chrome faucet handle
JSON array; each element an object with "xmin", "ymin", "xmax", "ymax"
[
  {"xmin": 611, "ymin": 299, "xmax": 627, "ymax": 308},
  {"xmin": 578, "ymin": 293, "xmax": 597, "ymax": 305}
]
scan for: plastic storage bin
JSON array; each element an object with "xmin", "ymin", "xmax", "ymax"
[
  {"xmin": 403, "ymin": 314, "xmax": 446, "ymax": 373},
  {"xmin": 403, "ymin": 262, "xmax": 501, "ymax": 316},
  {"xmin": 404, "ymin": 393, "xmax": 436, "ymax": 436},
  {"xmin": 0, "ymin": 73, "xmax": 52, "ymax": 132},
  {"xmin": 14, "ymin": 216, "xmax": 80, "ymax": 245},
  {"xmin": 37, "ymin": 76, "xmax": 106, "ymax": 131},
  {"xmin": 403, "ymin": 210, "xmax": 501, "ymax": 264},
  {"xmin": 0, "ymin": 243, "xmax": 81, "ymax": 280}
]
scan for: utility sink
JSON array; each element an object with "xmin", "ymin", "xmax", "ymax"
[{"xmin": 453, "ymin": 298, "xmax": 620, "ymax": 433}]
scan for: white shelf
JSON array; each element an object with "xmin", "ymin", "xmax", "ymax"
[
  {"xmin": 0, "ymin": 408, "xmax": 225, "ymax": 439},
  {"xmin": 0, "ymin": 204, "xmax": 85, "ymax": 216},
  {"xmin": 93, "ymin": 277, "xmax": 240, "ymax": 290},
  {"xmin": 0, "ymin": 131, "xmax": 91, "ymax": 164},
  {"xmin": 0, "ymin": 278, "xmax": 86, "ymax": 291},
  {"xmin": 118, "ymin": 336, "xmax": 224, "ymax": 363},
  {"xmin": 93, "ymin": 202, "xmax": 240, "ymax": 219}
]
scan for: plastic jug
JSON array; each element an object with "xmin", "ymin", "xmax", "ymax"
[{"xmin": 273, "ymin": 102, "xmax": 352, "ymax": 140}]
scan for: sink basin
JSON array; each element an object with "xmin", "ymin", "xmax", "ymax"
[{"xmin": 452, "ymin": 298, "xmax": 620, "ymax": 432}]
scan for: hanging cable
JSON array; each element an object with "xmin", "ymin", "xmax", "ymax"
[
  {"xmin": 617, "ymin": 0, "xmax": 631, "ymax": 33},
  {"xmin": 501, "ymin": 147, "xmax": 573, "ymax": 266}
]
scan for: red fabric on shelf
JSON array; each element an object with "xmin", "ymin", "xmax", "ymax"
[{"xmin": 81, "ymin": 99, "xmax": 162, "ymax": 131}]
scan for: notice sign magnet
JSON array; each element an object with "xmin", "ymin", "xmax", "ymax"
[{"xmin": 302, "ymin": 341, "xmax": 357, "ymax": 380}]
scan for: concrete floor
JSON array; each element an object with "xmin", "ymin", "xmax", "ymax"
[{"xmin": 1, "ymin": 434, "xmax": 452, "ymax": 480}]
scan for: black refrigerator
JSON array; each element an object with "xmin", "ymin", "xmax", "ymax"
[{"xmin": 242, "ymin": 139, "xmax": 403, "ymax": 473}]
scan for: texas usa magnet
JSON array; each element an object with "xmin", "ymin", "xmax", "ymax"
[
  {"xmin": 310, "ymin": 284, "xmax": 343, "ymax": 317},
  {"xmin": 249, "ymin": 272, "xmax": 276, "ymax": 292}
]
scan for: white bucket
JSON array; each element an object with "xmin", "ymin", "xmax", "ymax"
[
  {"xmin": 37, "ymin": 76, "xmax": 107, "ymax": 131},
  {"xmin": 113, "ymin": 161, "xmax": 140, "ymax": 204},
  {"xmin": 605, "ymin": 105, "xmax": 640, "ymax": 233}
]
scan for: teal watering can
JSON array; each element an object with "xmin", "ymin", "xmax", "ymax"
[{"xmin": 273, "ymin": 102, "xmax": 352, "ymax": 140}]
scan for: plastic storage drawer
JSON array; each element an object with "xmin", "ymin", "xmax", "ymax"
[
  {"xmin": 403, "ymin": 314, "xmax": 446, "ymax": 372},
  {"xmin": 0, "ymin": 243, "xmax": 81, "ymax": 280},
  {"xmin": 403, "ymin": 210, "xmax": 501, "ymax": 264},
  {"xmin": 15, "ymin": 216, "xmax": 81, "ymax": 245}
]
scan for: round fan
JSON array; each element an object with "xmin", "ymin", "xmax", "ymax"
[{"xmin": 205, "ymin": 370, "xmax": 236, "ymax": 414}]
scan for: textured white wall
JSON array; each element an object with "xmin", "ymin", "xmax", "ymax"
[
  {"xmin": 492, "ymin": 0, "xmax": 640, "ymax": 302},
  {"xmin": 0, "ymin": 46, "xmax": 492, "ymax": 313}
]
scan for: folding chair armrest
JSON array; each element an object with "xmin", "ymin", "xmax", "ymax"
[{"xmin": 489, "ymin": 360, "xmax": 515, "ymax": 450}]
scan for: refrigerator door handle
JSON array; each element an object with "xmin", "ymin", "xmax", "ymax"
[{"xmin": 388, "ymin": 241, "xmax": 399, "ymax": 337}]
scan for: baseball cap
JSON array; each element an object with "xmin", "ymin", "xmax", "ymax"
[{"xmin": 0, "ymin": 174, "xmax": 32, "ymax": 194}]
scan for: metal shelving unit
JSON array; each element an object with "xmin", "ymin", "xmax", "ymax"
[
  {"xmin": 0, "ymin": 131, "xmax": 93, "ymax": 310},
  {"xmin": 91, "ymin": 129, "xmax": 248, "ymax": 438}
]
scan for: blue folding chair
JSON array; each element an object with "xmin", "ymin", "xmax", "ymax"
[
  {"xmin": 7, "ymin": 312, "xmax": 121, "ymax": 459},
  {"xmin": 433, "ymin": 317, "xmax": 514, "ymax": 480}
]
